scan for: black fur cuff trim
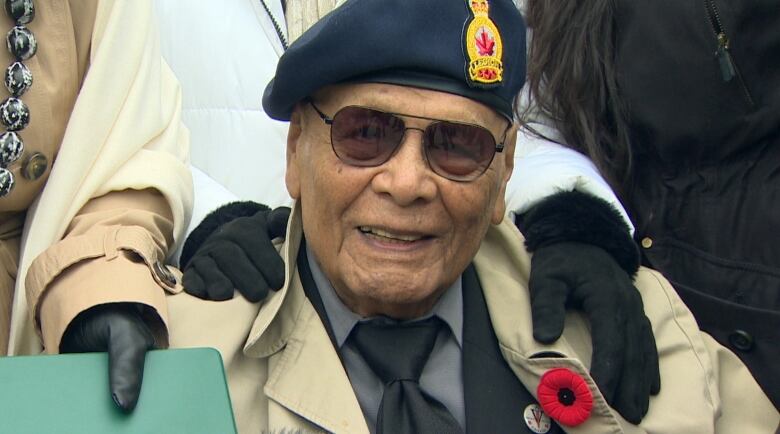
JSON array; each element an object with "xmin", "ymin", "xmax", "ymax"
[
  {"xmin": 518, "ymin": 191, "xmax": 640, "ymax": 275},
  {"xmin": 180, "ymin": 201, "xmax": 270, "ymax": 268}
]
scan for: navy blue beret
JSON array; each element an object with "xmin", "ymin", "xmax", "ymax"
[{"xmin": 263, "ymin": 0, "xmax": 526, "ymax": 121}]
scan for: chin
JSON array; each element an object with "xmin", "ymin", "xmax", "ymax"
[{"xmin": 346, "ymin": 271, "xmax": 448, "ymax": 319}]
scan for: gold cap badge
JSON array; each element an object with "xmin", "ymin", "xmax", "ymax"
[{"xmin": 465, "ymin": 0, "xmax": 504, "ymax": 86}]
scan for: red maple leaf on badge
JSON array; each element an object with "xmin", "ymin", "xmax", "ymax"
[{"xmin": 476, "ymin": 29, "xmax": 495, "ymax": 56}]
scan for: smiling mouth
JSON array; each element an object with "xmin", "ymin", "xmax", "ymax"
[{"xmin": 358, "ymin": 226, "xmax": 431, "ymax": 243}]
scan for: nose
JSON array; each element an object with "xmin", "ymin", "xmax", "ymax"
[{"xmin": 370, "ymin": 129, "xmax": 438, "ymax": 206}]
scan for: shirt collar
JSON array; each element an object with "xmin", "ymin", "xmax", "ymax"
[{"xmin": 306, "ymin": 244, "xmax": 464, "ymax": 348}]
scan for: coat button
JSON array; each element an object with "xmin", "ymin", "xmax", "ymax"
[
  {"xmin": 728, "ymin": 330, "xmax": 754, "ymax": 352},
  {"xmin": 641, "ymin": 237, "xmax": 653, "ymax": 249},
  {"xmin": 153, "ymin": 261, "xmax": 177, "ymax": 287},
  {"xmin": 21, "ymin": 151, "xmax": 46, "ymax": 180}
]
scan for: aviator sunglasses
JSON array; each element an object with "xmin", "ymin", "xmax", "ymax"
[{"xmin": 307, "ymin": 100, "xmax": 510, "ymax": 182}]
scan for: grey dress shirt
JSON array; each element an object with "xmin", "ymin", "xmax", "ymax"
[{"xmin": 306, "ymin": 245, "xmax": 465, "ymax": 433}]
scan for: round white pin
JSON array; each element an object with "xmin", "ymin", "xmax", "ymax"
[{"xmin": 523, "ymin": 403, "xmax": 552, "ymax": 434}]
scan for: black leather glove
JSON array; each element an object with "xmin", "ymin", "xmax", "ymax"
[
  {"xmin": 520, "ymin": 190, "xmax": 660, "ymax": 424},
  {"xmin": 60, "ymin": 303, "xmax": 155, "ymax": 413},
  {"xmin": 181, "ymin": 202, "xmax": 290, "ymax": 302}
]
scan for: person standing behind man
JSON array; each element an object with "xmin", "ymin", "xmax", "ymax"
[
  {"xmin": 0, "ymin": 0, "xmax": 192, "ymax": 412},
  {"xmin": 507, "ymin": 0, "xmax": 780, "ymax": 407}
]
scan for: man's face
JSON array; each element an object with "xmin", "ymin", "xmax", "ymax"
[{"xmin": 286, "ymin": 83, "xmax": 516, "ymax": 319}]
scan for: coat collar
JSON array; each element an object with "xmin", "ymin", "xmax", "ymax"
[{"xmin": 243, "ymin": 201, "xmax": 305, "ymax": 357}]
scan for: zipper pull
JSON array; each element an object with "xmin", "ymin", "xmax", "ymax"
[{"xmin": 716, "ymin": 33, "xmax": 736, "ymax": 82}]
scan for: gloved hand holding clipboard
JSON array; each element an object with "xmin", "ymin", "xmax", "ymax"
[{"xmin": 0, "ymin": 348, "xmax": 237, "ymax": 434}]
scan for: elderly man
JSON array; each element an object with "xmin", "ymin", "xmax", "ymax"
[{"xmin": 158, "ymin": 0, "xmax": 776, "ymax": 432}]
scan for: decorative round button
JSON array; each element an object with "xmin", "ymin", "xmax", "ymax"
[
  {"xmin": 4, "ymin": 0, "xmax": 35, "ymax": 25},
  {"xmin": 0, "ymin": 96, "xmax": 29, "ymax": 131},
  {"xmin": 21, "ymin": 151, "xmax": 45, "ymax": 180},
  {"xmin": 523, "ymin": 404, "xmax": 552, "ymax": 433},
  {"xmin": 153, "ymin": 261, "xmax": 177, "ymax": 287},
  {"xmin": 6, "ymin": 25, "xmax": 36, "ymax": 60},
  {"xmin": 5, "ymin": 61, "xmax": 32, "ymax": 96},
  {"xmin": 0, "ymin": 166, "xmax": 14, "ymax": 196},
  {"xmin": 0, "ymin": 131, "xmax": 23, "ymax": 166},
  {"xmin": 641, "ymin": 237, "xmax": 653, "ymax": 249},
  {"xmin": 728, "ymin": 330, "xmax": 754, "ymax": 352}
]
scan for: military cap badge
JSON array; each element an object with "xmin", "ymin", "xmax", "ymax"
[{"xmin": 464, "ymin": 0, "xmax": 504, "ymax": 86}]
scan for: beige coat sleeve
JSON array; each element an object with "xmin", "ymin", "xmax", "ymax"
[
  {"xmin": 704, "ymin": 333, "xmax": 778, "ymax": 432},
  {"xmin": 21, "ymin": 0, "xmax": 192, "ymax": 354},
  {"xmin": 633, "ymin": 270, "xmax": 778, "ymax": 433},
  {"xmin": 31, "ymin": 189, "xmax": 181, "ymax": 353}
]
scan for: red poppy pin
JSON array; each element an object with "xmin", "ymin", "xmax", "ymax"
[{"xmin": 537, "ymin": 368, "xmax": 593, "ymax": 426}]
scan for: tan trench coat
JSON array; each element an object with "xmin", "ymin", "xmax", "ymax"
[
  {"xmin": 166, "ymin": 203, "xmax": 778, "ymax": 434},
  {"xmin": 0, "ymin": 0, "xmax": 192, "ymax": 355}
]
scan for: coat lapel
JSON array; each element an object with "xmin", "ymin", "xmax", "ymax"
[
  {"xmin": 473, "ymin": 220, "xmax": 626, "ymax": 434},
  {"xmin": 262, "ymin": 300, "xmax": 368, "ymax": 434},
  {"xmin": 260, "ymin": 267, "xmax": 368, "ymax": 433},
  {"xmin": 462, "ymin": 264, "xmax": 565, "ymax": 433}
]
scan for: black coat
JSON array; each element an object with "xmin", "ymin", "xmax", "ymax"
[{"xmin": 615, "ymin": 0, "xmax": 780, "ymax": 407}]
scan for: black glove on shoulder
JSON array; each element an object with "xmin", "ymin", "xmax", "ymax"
[
  {"xmin": 181, "ymin": 201, "xmax": 290, "ymax": 302},
  {"xmin": 520, "ymin": 190, "xmax": 640, "ymax": 275},
  {"xmin": 519, "ymin": 190, "xmax": 660, "ymax": 424},
  {"xmin": 60, "ymin": 303, "xmax": 155, "ymax": 413},
  {"xmin": 180, "ymin": 201, "xmax": 271, "ymax": 269}
]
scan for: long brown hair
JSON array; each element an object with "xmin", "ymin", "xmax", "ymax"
[{"xmin": 522, "ymin": 0, "xmax": 632, "ymax": 193}]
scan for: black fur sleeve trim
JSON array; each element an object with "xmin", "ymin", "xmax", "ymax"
[
  {"xmin": 517, "ymin": 191, "xmax": 640, "ymax": 275},
  {"xmin": 179, "ymin": 201, "xmax": 270, "ymax": 268}
]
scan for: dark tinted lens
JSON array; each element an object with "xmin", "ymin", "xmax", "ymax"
[
  {"xmin": 330, "ymin": 106, "xmax": 405, "ymax": 166},
  {"xmin": 425, "ymin": 122, "xmax": 496, "ymax": 180}
]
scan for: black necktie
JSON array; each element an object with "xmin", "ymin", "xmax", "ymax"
[{"xmin": 350, "ymin": 317, "xmax": 463, "ymax": 434}]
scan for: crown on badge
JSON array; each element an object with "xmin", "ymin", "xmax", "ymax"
[
  {"xmin": 464, "ymin": 0, "xmax": 504, "ymax": 86},
  {"xmin": 469, "ymin": 0, "xmax": 490, "ymax": 15}
]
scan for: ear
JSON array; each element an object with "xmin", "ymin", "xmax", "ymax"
[
  {"xmin": 285, "ymin": 106, "xmax": 304, "ymax": 200},
  {"xmin": 491, "ymin": 123, "xmax": 517, "ymax": 225}
]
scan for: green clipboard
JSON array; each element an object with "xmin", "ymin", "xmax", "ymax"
[{"xmin": 0, "ymin": 347, "xmax": 237, "ymax": 434}]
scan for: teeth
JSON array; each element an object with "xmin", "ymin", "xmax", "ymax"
[{"xmin": 359, "ymin": 226, "xmax": 423, "ymax": 242}]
